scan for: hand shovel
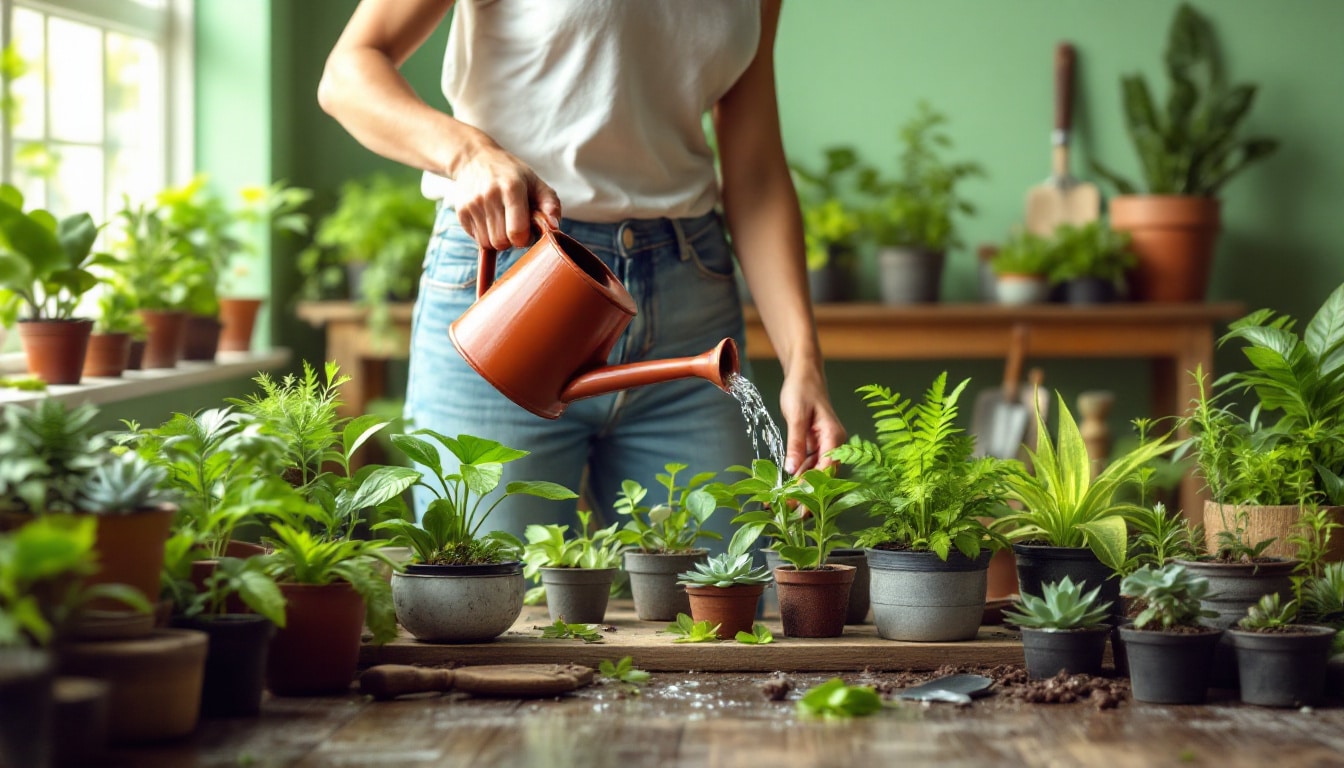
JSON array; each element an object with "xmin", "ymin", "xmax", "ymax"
[
  {"xmin": 971, "ymin": 325, "xmax": 1030, "ymax": 460},
  {"xmin": 1024, "ymin": 42, "xmax": 1100, "ymax": 236}
]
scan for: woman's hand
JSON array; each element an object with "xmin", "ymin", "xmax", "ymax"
[
  {"xmin": 779, "ymin": 366, "xmax": 847, "ymax": 476},
  {"xmin": 451, "ymin": 143, "xmax": 562, "ymax": 251}
]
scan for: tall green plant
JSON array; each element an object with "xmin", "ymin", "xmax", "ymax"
[
  {"xmin": 614, "ymin": 463, "xmax": 723, "ymax": 554},
  {"xmin": 775, "ymin": 468, "xmax": 863, "ymax": 570},
  {"xmin": 0, "ymin": 183, "xmax": 109, "ymax": 324}
]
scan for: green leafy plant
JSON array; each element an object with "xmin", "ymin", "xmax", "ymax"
[
  {"xmin": 1299, "ymin": 562, "xmax": 1344, "ymax": 627},
  {"xmin": 832, "ymin": 373, "xmax": 1012, "ymax": 560},
  {"xmin": 790, "ymin": 146, "xmax": 870, "ymax": 271},
  {"xmin": 676, "ymin": 552, "xmax": 772, "ymax": 588},
  {"xmin": 106, "ymin": 197, "xmax": 195, "ymax": 312},
  {"xmin": 996, "ymin": 393, "xmax": 1176, "ymax": 572},
  {"xmin": 663, "ymin": 613, "xmax": 720, "ymax": 644},
  {"xmin": 0, "ymin": 376, "xmax": 44, "ymax": 391},
  {"xmin": 1124, "ymin": 502, "xmax": 1203, "ymax": 573},
  {"xmin": 1237, "ymin": 593, "xmax": 1298, "ymax": 632},
  {"xmin": 720, "ymin": 459, "xmax": 807, "ymax": 557},
  {"xmin": 0, "ymin": 399, "xmax": 106, "ymax": 516},
  {"xmin": 614, "ymin": 463, "xmax": 723, "ymax": 554},
  {"xmin": 1090, "ymin": 2, "xmax": 1278, "ymax": 197},
  {"xmin": 598, "ymin": 656, "xmax": 650, "ymax": 685},
  {"xmin": 1120, "ymin": 563, "xmax": 1216, "ymax": 630},
  {"xmin": 522, "ymin": 509, "xmax": 626, "ymax": 578},
  {"xmin": 173, "ymin": 553, "xmax": 286, "ymax": 627},
  {"xmin": 374, "ymin": 431, "xmax": 577, "ymax": 565},
  {"xmin": 735, "ymin": 624, "xmax": 774, "ymax": 645},
  {"xmin": 990, "ymin": 231, "xmax": 1055, "ymax": 277},
  {"xmin": 0, "ymin": 183, "xmax": 109, "ymax": 325},
  {"xmin": 775, "ymin": 468, "xmax": 862, "ymax": 571},
  {"xmin": 1045, "ymin": 221, "xmax": 1137, "ymax": 287},
  {"xmin": 92, "ymin": 283, "xmax": 146, "ymax": 337},
  {"xmin": 539, "ymin": 618, "xmax": 604, "ymax": 644},
  {"xmin": 74, "ymin": 451, "xmax": 173, "ymax": 515},
  {"xmin": 1290, "ymin": 505, "xmax": 1340, "ymax": 582},
  {"xmin": 1002, "ymin": 576, "xmax": 1112, "ymax": 630},
  {"xmin": 796, "ymin": 678, "xmax": 884, "ymax": 720},
  {"xmin": 262, "ymin": 523, "xmax": 397, "ymax": 643}
]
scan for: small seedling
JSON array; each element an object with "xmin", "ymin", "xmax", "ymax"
[
  {"xmin": 598, "ymin": 656, "xmax": 651, "ymax": 686},
  {"xmin": 663, "ymin": 613, "xmax": 721, "ymax": 643},
  {"xmin": 0, "ymin": 376, "xmax": 45, "ymax": 391},
  {"xmin": 735, "ymin": 624, "xmax": 774, "ymax": 645},
  {"xmin": 796, "ymin": 678, "xmax": 883, "ymax": 720},
  {"xmin": 538, "ymin": 619, "xmax": 604, "ymax": 643}
]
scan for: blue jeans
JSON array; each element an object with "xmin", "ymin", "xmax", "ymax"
[{"xmin": 404, "ymin": 207, "xmax": 755, "ymax": 547}]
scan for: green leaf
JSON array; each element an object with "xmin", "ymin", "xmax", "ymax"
[
  {"xmin": 735, "ymin": 624, "xmax": 774, "ymax": 645},
  {"xmin": 797, "ymin": 678, "xmax": 883, "ymax": 719},
  {"xmin": 505, "ymin": 480, "xmax": 579, "ymax": 501},
  {"xmin": 235, "ymin": 568, "xmax": 288, "ymax": 626},
  {"xmin": 461, "ymin": 461, "xmax": 504, "ymax": 497},
  {"xmin": 1076, "ymin": 515, "xmax": 1130, "ymax": 572},
  {"xmin": 391, "ymin": 434, "xmax": 442, "ymax": 477},
  {"xmin": 342, "ymin": 414, "xmax": 391, "ymax": 462}
]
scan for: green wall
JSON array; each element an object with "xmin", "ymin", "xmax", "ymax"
[{"xmin": 194, "ymin": 0, "xmax": 1344, "ymax": 466}]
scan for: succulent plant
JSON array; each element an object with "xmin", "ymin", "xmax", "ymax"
[
  {"xmin": 676, "ymin": 552, "xmax": 772, "ymax": 588},
  {"xmin": 76, "ymin": 451, "xmax": 171, "ymax": 515},
  {"xmin": 1238, "ymin": 593, "xmax": 1299, "ymax": 632},
  {"xmin": 1002, "ymin": 576, "xmax": 1112, "ymax": 630},
  {"xmin": 1119, "ymin": 563, "xmax": 1216, "ymax": 630}
]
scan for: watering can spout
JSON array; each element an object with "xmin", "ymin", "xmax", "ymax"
[{"xmin": 560, "ymin": 338, "xmax": 740, "ymax": 405}]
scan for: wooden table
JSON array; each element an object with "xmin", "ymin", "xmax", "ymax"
[{"xmin": 295, "ymin": 301, "xmax": 1244, "ymax": 518}]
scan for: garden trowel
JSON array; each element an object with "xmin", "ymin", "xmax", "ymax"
[
  {"xmin": 1025, "ymin": 42, "xmax": 1100, "ymax": 236},
  {"xmin": 971, "ymin": 324, "xmax": 1030, "ymax": 460}
]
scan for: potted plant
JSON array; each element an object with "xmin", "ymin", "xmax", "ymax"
[
  {"xmin": 614, "ymin": 463, "xmax": 723, "ymax": 621},
  {"xmin": 0, "ymin": 183, "xmax": 107, "ymax": 384},
  {"xmin": 989, "ymin": 231, "xmax": 1055, "ymax": 305},
  {"xmin": 1003, "ymin": 576, "xmax": 1113, "ymax": 679},
  {"xmin": 83, "ymin": 286, "xmax": 145, "ymax": 378},
  {"xmin": 676, "ymin": 547, "xmax": 773, "ymax": 640},
  {"xmin": 1226, "ymin": 594, "xmax": 1335, "ymax": 707},
  {"xmin": 767, "ymin": 468, "xmax": 863, "ymax": 639},
  {"xmin": 107, "ymin": 199, "xmax": 193, "ymax": 369},
  {"xmin": 522, "ymin": 510, "xmax": 626, "ymax": 624},
  {"xmin": 374, "ymin": 430, "xmax": 577, "ymax": 642},
  {"xmin": 830, "ymin": 374, "xmax": 1014, "ymax": 642},
  {"xmin": 1045, "ymin": 221, "xmax": 1137, "ymax": 304},
  {"xmin": 861, "ymin": 102, "xmax": 984, "ymax": 305},
  {"xmin": 1091, "ymin": 3, "xmax": 1279, "ymax": 302},
  {"xmin": 0, "ymin": 399, "xmax": 106, "ymax": 529},
  {"xmin": 790, "ymin": 147, "xmax": 866, "ymax": 303},
  {"xmin": 217, "ymin": 180, "xmax": 312, "ymax": 353},
  {"xmin": 1118, "ymin": 563, "xmax": 1221, "ymax": 704}
]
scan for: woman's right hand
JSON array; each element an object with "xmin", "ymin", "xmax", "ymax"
[{"xmin": 451, "ymin": 143, "xmax": 562, "ymax": 252}]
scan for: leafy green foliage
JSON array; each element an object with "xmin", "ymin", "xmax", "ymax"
[
  {"xmin": 989, "ymin": 231, "xmax": 1054, "ymax": 277},
  {"xmin": 790, "ymin": 146, "xmax": 868, "ymax": 271},
  {"xmin": 1290, "ymin": 506, "xmax": 1341, "ymax": 582},
  {"xmin": 1299, "ymin": 562, "xmax": 1344, "ymax": 628},
  {"xmin": 796, "ymin": 678, "xmax": 884, "ymax": 720},
  {"xmin": 735, "ymin": 624, "xmax": 774, "ymax": 645},
  {"xmin": 1045, "ymin": 221, "xmax": 1136, "ymax": 286},
  {"xmin": 261, "ymin": 523, "xmax": 398, "ymax": 644},
  {"xmin": 0, "ymin": 376, "xmax": 45, "ymax": 391},
  {"xmin": 774, "ymin": 469, "xmax": 863, "ymax": 570},
  {"xmin": 93, "ymin": 282, "xmax": 146, "ymax": 337},
  {"xmin": 539, "ymin": 619, "xmax": 604, "ymax": 643},
  {"xmin": 104, "ymin": 197, "xmax": 195, "ymax": 311},
  {"xmin": 1238, "ymin": 593, "xmax": 1298, "ymax": 631},
  {"xmin": 522, "ymin": 509, "xmax": 626, "ymax": 578},
  {"xmin": 614, "ymin": 463, "xmax": 722, "ymax": 554},
  {"xmin": 1124, "ymin": 502, "xmax": 1203, "ymax": 574},
  {"xmin": 0, "ymin": 182, "xmax": 110, "ymax": 323},
  {"xmin": 676, "ymin": 552, "xmax": 772, "ymax": 588},
  {"xmin": 663, "ymin": 613, "xmax": 720, "ymax": 644},
  {"xmin": 1091, "ymin": 3, "xmax": 1278, "ymax": 197},
  {"xmin": 831, "ymin": 374, "xmax": 1010, "ymax": 560},
  {"xmin": 178, "ymin": 555, "xmax": 286, "ymax": 627},
  {"xmin": 720, "ymin": 459, "xmax": 807, "ymax": 557},
  {"xmin": 1002, "ymin": 576, "xmax": 1112, "ymax": 630},
  {"xmin": 1120, "ymin": 563, "xmax": 1216, "ymax": 630},
  {"xmin": 0, "ymin": 400, "xmax": 106, "ymax": 515}
]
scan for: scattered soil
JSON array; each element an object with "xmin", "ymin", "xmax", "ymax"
[
  {"xmin": 758, "ymin": 672, "xmax": 795, "ymax": 702},
  {"xmin": 854, "ymin": 663, "xmax": 1130, "ymax": 711}
]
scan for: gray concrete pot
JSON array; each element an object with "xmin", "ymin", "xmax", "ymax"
[
  {"xmin": 1174, "ymin": 557, "xmax": 1298, "ymax": 689},
  {"xmin": 995, "ymin": 274, "xmax": 1050, "ymax": 305},
  {"xmin": 1228, "ymin": 626, "xmax": 1336, "ymax": 707},
  {"xmin": 391, "ymin": 562, "xmax": 525, "ymax": 643},
  {"xmin": 866, "ymin": 547, "xmax": 991, "ymax": 642},
  {"xmin": 624, "ymin": 551, "xmax": 707, "ymax": 621},
  {"xmin": 539, "ymin": 567, "xmax": 617, "ymax": 624},
  {"xmin": 877, "ymin": 246, "xmax": 944, "ymax": 304}
]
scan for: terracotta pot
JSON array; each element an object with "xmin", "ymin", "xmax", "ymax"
[
  {"xmin": 18, "ymin": 318, "xmax": 93, "ymax": 385},
  {"xmin": 83, "ymin": 332, "xmax": 131, "ymax": 378},
  {"xmin": 137, "ymin": 309, "xmax": 186, "ymax": 369},
  {"xmin": 126, "ymin": 338, "xmax": 146, "ymax": 370},
  {"xmin": 1109, "ymin": 195, "xmax": 1220, "ymax": 303},
  {"xmin": 85, "ymin": 506, "xmax": 176, "ymax": 608},
  {"xmin": 1202, "ymin": 501, "xmax": 1344, "ymax": 562},
  {"xmin": 685, "ymin": 583, "xmax": 766, "ymax": 639},
  {"xmin": 985, "ymin": 546, "xmax": 1019, "ymax": 601},
  {"xmin": 217, "ymin": 297, "xmax": 264, "ymax": 352},
  {"xmin": 179, "ymin": 313, "xmax": 221, "ymax": 361},
  {"xmin": 773, "ymin": 565, "xmax": 855, "ymax": 638},
  {"xmin": 267, "ymin": 581, "xmax": 365, "ymax": 696}
]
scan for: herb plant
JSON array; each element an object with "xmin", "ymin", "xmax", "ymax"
[
  {"xmin": 1120, "ymin": 563, "xmax": 1216, "ymax": 630},
  {"xmin": 614, "ymin": 463, "xmax": 722, "ymax": 554},
  {"xmin": 1237, "ymin": 593, "xmax": 1298, "ymax": 632},
  {"xmin": 1045, "ymin": 221, "xmax": 1136, "ymax": 286},
  {"xmin": 522, "ymin": 509, "xmax": 626, "ymax": 578},
  {"xmin": 1002, "ymin": 576, "xmax": 1112, "ymax": 630},
  {"xmin": 1124, "ymin": 502, "xmax": 1203, "ymax": 573},
  {"xmin": 796, "ymin": 678, "xmax": 884, "ymax": 720},
  {"xmin": 721, "ymin": 459, "xmax": 808, "ymax": 557},
  {"xmin": 790, "ymin": 146, "xmax": 869, "ymax": 271},
  {"xmin": 175, "ymin": 553, "xmax": 286, "ymax": 627},
  {"xmin": 676, "ymin": 552, "xmax": 772, "ymax": 588},
  {"xmin": 106, "ymin": 198, "xmax": 193, "ymax": 311},
  {"xmin": 1299, "ymin": 562, "xmax": 1344, "ymax": 628},
  {"xmin": 664, "ymin": 613, "xmax": 721, "ymax": 644},
  {"xmin": 990, "ymin": 231, "xmax": 1055, "ymax": 277},
  {"xmin": 774, "ymin": 468, "xmax": 862, "ymax": 570},
  {"xmin": 262, "ymin": 523, "xmax": 398, "ymax": 643},
  {"xmin": 735, "ymin": 624, "xmax": 774, "ymax": 645}
]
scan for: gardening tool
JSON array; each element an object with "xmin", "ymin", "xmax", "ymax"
[
  {"xmin": 971, "ymin": 324, "xmax": 1030, "ymax": 460},
  {"xmin": 1025, "ymin": 42, "xmax": 1100, "ymax": 236},
  {"xmin": 897, "ymin": 674, "xmax": 995, "ymax": 705},
  {"xmin": 359, "ymin": 663, "xmax": 594, "ymax": 701},
  {"xmin": 450, "ymin": 212, "xmax": 739, "ymax": 419}
]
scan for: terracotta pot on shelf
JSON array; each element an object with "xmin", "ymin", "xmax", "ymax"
[
  {"xmin": 125, "ymin": 338, "xmax": 146, "ymax": 370},
  {"xmin": 267, "ymin": 581, "xmax": 365, "ymax": 696},
  {"xmin": 179, "ymin": 313, "xmax": 221, "ymax": 361},
  {"xmin": 217, "ymin": 297, "xmax": 264, "ymax": 352},
  {"xmin": 137, "ymin": 309, "xmax": 186, "ymax": 369},
  {"xmin": 685, "ymin": 583, "xmax": 766, "ymax": 639},
  {"xmin": 18, "ymin": 318, "xmax": 93, "ymax": 385},
  {"xmin": 1109, "ymin": 195, "xmax": 1220, "ymax": 303},
  {"xmin": 83, "ymin": 332, "xmax": 132, "ymax": 378}
]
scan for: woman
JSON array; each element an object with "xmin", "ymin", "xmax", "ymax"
[{"xmin": 319, "ymin": 0, "xmax": 845, "ymax": 535}]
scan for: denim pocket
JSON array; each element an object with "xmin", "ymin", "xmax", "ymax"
[
  {"xmin": 683, "ymin": 219, "xmax": 736, "ymax": 281},
  {"xmin": 423, "ymin": 215, "xmax": 483, "ymax": 292}
]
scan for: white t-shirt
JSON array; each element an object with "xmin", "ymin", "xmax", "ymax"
[{"xmin": 421, "ymin": 0, "xmax": 761, "ymax": 222}]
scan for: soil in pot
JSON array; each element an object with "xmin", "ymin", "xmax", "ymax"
[
  {"xmin": 0, "ymin": 648, "xmax": 54, "ymax": 768},
  {"xmin": 625, "ymin": 551, "xmax": 708, "ymax": 622},
  {"xmin": 174, "ymin": 614, "xmax": 276, "ymax": 717},
  {"xmin": 1228, "ymin": 625, "xmax": 1336, "ymax": 708},
  {"xmin": 83, "ymin": 332, "xmax": 131, "ymax": 378},
  {"xmin": 774, "ymin": 565, "xmax": 854, "ymax": 638},
  {"xmin": 540, "ymin": 567, "xmax": 617, "ymax": 625},
  {"xmin": 18, "ymin": 318, "xmax": 93, "ymax": 385},
  {"xmin": 1019, "ymin": 626, "xmax": 1111, "ymax": 679},
  {"xmin": 391, "ymin": 563, "xmax": 525, "ymax": 643},
  {"xmin": 1119, "ymin": 625, "xmax": 1222, "ymax": 705},
  {"xmin": 685, "ymin": 584, "xmax": 766, "ymax": 639},
  {"xmin": 267, "ymin": 582, "xmax": 365, "ymax": 696}
]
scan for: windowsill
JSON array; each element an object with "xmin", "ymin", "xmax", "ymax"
[{"xmin": 0, "ymin": 348, "xmax": 292, "ymax": 407}]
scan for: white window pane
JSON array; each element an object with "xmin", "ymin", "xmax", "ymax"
[
  {"xmin": 50, "ymin": 144, "xmax": 104, "ymax": 221},
  {"xmin": 48, "ymin": 17, "xmax": 104, "ymax": 144},
  {"xmin": 129, "ymin": 0, "xmax": 168, "ymax": 8},
  {"xmin": 106, "ymin": 31, "xmax": 162, "ymax": 209},
  {"xmin": 10, "ymin": 8, "xmax": 45, "ymax": 140}
]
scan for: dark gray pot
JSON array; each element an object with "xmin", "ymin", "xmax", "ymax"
[
  {"xmin": 1020, "ymin": 625, "xmax": 1111, "ymax": 679},
  {"xmin": 1228, "ymin": 626, "xmax": 1336, "ymax": 707},
  {"xmin": 877, "ymin": 247, "xmax": 944, "ymax": 304},
  {"xmin": 624, "ymin": 551, "xmax": 708, "ymax": 621},
  {"xmin": 1174, "ymin": 557, "xmax": 1297, "ymax": 688},
  {"xmin": 1065, "ymin": 277, "xmax": 1118, "ymax": 304},
  {"xmin": 0, "ymin": 648, "xmax": 53, "ymax": 768},
  {"xmin": 807, "ymin": 260, "xmax": 853, "ymax": 303},
  {"xmin": 1013, "ymin": 544, "xmax": 1122, "ymax": 624},
  {"xmin": 866, "ymin": 547, "xmax": 991, "ymax": 642},
  {"xmin": 173, "ymin": 614, "xmax": 275, "ymax": 717},
  {"xmin": 1120, "ymin": 626, "xmax": 1222, "ymax": 704},
  {"xmin": 539, "ymin": 567, "xmax": 617, "ymax": 625}
]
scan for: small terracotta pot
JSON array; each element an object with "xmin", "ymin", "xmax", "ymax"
[
  {"xmin": 685, "ymin": 583, "xmax": 766, "ymax": 639},
  {"xmin": 267, "ymin": 581, "xmax": 365, "ymax": 696},
  {"xmin": 1109, "ymin": 195, "xmax": 1220, "ymax": 303},
  {"xmin": 83, "ymin": 332, "xmax": 131, "ymax": 378},
  {"xmin": 85, "ymin": 506, "xmax": 177, "ymax": 608},
  {"xmin": 773, "ymin": 565, "xmax": 855, "ymax": 638},
  {"xmin": 18, "ymin": 318, "xmax": 93, "ymax": 385},
  {"xmin": 218, "ymin": 297, "xmax": 264, "ymax": 352},
  {"xmin": 137, "ymin": 309, "xmax": 187, "ymax": 369},
  {"xmin": 179, "ymin": 314, "xmax": 221, "ymax": 361},
  {"xmin": 1202, "ymin": 501, "xmax": 1344, "ymax": 562},
  {"xmin": 126, "ymin": 338, "xmax": 146, "ymax": 370}
]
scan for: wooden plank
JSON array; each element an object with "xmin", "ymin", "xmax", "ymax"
[{"xmin": 360, "ymin": 603, "xmax": 1025, "ymax": 671}]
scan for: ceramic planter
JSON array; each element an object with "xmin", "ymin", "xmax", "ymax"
[
  {"xmin": 1201, "ymin": 501, "xmax": 1344, "ymax": 562},
  {"xmin": 391, "ymin": 562, "xmax": 524, "ymax": 642},
  {"xmin": 218, "ymin": 297, "xmax": 264, "ymax": 352},
  {"xmin": 685, "ymin": 583, "xmax": 766, "ymax": 639},
  {"xmin": 625, "ymin": 550, "xmax": 708, "ymax": 621},
  {"xmin": 18, "ymin": 318, "xmax": 93, "ymax": 385},
  {"xmin": 763, "ymin": 548, "xmax": 869, "ymax": 624},
  {"xmin": 774, "ymin": 565, "xmax": 854, "ymax": 638},
  {"xmin": 1064, "ymin": 277, "xmax": 1120, "ymax": 304},
  {"xmin": 1119, "ymin": 625, "xmax": 1222, "ymax": 704},
  {"xmin": 1228, "ymin": 626, "xmax": 1336, "ymax": 707},
  {"xmin": 84, "ymin": 505, "xmax": 177, "ymax": 608},
  {"xmin": 995, "ymin": 274, "xmax": 1050, "ymax": 305},
  {"xmin": 267, "ymin": 581, "xmax": 365, "ymax": 695},
  {"xmin": 539, "ymin": 566, "xmax": 617, "ymax": 624},
  {"xmin": 1019, "ymin": 626, "xmax": 1111, "ymax": 679},
  {"xmin": 1173, "ymin": 557, "xmax": 1297, "ymax": 630},
  {"xmin": 1109, "ymin": 195, "xmax": 1219, "ymax": 303},
  {"xmin": 180, "ymin": 313, "xmax": 222, "ymax": 361},
  {"xmin": 83, "ymin": 332, "xmax": 132, "ymax": 378},
  {"xmin": 137, "ymin": 309, "xmax": 186, "ymax": 369},
  {"xmin": 58, "ymin": 628, "xmax": 208, "ymax": 743},
  {"xmin": 866, "ymin": 547, "xmax": 991, "ymax": 642},
  {"xmin": 1013, "ymin": 543, "xmax": 1122, "ymax": 624},
  {"xmin": 876, "ymin": 246, "xmax": 943, "ymax": 304},
  {"xmin": 0, "ymin": 647, "xmax": 54, "ymax": 768},
  {"xmin": 174, "ymin": 614, "xmax": 275, "ymax": 717}
]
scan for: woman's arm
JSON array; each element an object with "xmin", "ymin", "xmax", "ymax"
[
  {"xmin": 318, "ymin": 0, "xmax": 560, "ymax": 249},
  {"xmin": 714, "ymin": 0, "xmax": 846, "ymax": 474}
]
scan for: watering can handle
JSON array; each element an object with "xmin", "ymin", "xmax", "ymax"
[{"xmin": 475, "ymin": 211, "xmax": 557, "ymax": 300}]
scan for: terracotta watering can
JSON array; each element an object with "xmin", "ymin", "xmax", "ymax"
[{"xmin": 449, "ymin": 212, "xmax": 740, "ymax": 419}]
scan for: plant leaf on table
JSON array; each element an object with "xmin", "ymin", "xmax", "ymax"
[
  {"xmin": 735, "ymin": 624, "xmax": 774, "ymax": 645},
  {"xmin": 663, "ymin": 613, "xmax": 720, "ymax": 644},
  {"xmin": 539, "ymin": 619, "xmax": 604, "ymax": 644},
  {"xmin": 796, "ymin": 678, "xmax": 884, "ymax": 720}
]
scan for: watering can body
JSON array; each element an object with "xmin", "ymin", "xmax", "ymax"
[{"xmin": 449, "ymin": 213, "xmax": 739, "ymax": 419}]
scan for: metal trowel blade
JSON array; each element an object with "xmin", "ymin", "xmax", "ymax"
[{"xmin": 896, "ymin": 673, "xmax": 995, "ymax": 705}]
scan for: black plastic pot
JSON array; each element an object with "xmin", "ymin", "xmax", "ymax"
[
  {"xmin": 1065, "ymin": 277, "xmax": 1119, "ymax": 304},
  {"xmin": 1228, "ymin": 626, "xmax": 1336, "ymax": 707},
  {"xmin": 1120, "ymin": 625, "xmax": 1222, "ymax": 704},
  {"xmin": 1012, "ymin": 544, "xmax": 1122, "ymax": 623},
  {"xmin": 807, "ymin": 259, "xmax": 854, "ymax": 303},
  {"xmin": 1020, "ymin": 625, "xmax": 1111, "ymax": 679},
  {"xmin": 1174, "ymin": 557, "xmax": 1297, "ymax": 689},
  {"xmin": 175, "ymin": 614, "xmax": 275, "ymax": 717}
]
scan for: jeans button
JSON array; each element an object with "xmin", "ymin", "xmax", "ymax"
[{"xmin": 621, "ymin": 228, "xmax": 635, "ymax": 249}]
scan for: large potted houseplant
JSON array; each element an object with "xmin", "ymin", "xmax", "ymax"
[
  {"xmin": 861, "ymin": 102, "xmax": 983, "ymax": 305},
  {"xmin": 1227, "ymin": 594, "xmax": 1336, "ymax": 708},
  {"xmin": 830, "ymin": 373, "xmax": 1014, "ymax": 642},
  {"xmin": 615, "ymin": 463, "xmax": 722, "ymax": 621},
  {"xmin": 0, "ymin": 183, "xmax": 106, "ymax": 384},
  {"xmin": 677, "ymin": 548, "xmax": 773, "ymax": 640},
  {"xmin": 374, "ymin": 430, "xmax": 577, "ymax": 643},
  {"xmin": 522, "ymin": 510, "xmax": 626, "ymax": 624},
  {"xmin": 1091, "ymin": 3, "xmax": 1279, "ymax": 302},
  {"xmin": 1046, "ymin": 221, "xmax": 1137, "ymax": 305},
  {"xmin": 790, "ymin": 147, "xmax": 866, "ymax": 303},
  {"xmin": 1003, "ymin": 576, "xmax": 1113, "ymax": 679},
  {"xmin": 1119, "ymin": 563, "xmax": 1222, "ymax": 704}
]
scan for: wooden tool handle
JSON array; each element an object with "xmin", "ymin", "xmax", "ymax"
[
  {"xmin": 1054, "ymin": 43, "xmax": 1076, "ymax": 140},
  {"xmin": 1003, "ymin": 325, "xmax": 1028, "ymax": 403},
  {"xmin": 359, "ymin": 665, "xmax": 456, "ymax": 701}
]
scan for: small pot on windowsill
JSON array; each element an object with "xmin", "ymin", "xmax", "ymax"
[
  {"xmin": 994, "ymin": 273, "xmax": 1050, "ymax": 306},
  {"xmin": 18, "ymin": 317, "xmax": 94, "ymax": 385}
]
